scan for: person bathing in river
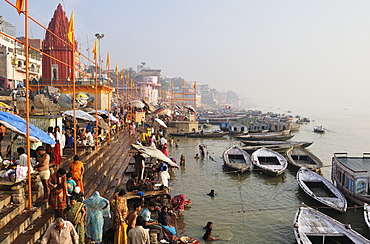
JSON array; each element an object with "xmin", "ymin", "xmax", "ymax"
[
  {"xmin": 170, "ymin": 194, "xmax": 186, "ymax": 217},
  {"xmin": 194, "ymin": 153, "xmax": 200, "ymax": 159},
  {"xmin": 207, "ymin": 190, "xmax": 216, "ymax": 197},
  {"xmin": 203, "ymin": 228, "xmax": 221, "ymax": 241}
]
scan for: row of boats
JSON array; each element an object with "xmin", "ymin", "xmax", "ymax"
[{"xmin": 222, "ymin": 144, "xmax": 370, "ymax": 243}]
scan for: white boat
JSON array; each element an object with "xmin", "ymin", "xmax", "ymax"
[
  {"xmin": 286, "ymin": 146, "xmax": 323, "ymax": 172},
  {"xmin": 251, "ymin": 147, "xmax": 287, "ymax": 176},
  {"xmin": 223, "ymin": 146, "xmax": 252, "ymax": 173},
  {"xmin": 297, "ymin": 167, "xmax": 347, "ymax": 212},
  {"xmin": 313, "ymin": 125, "xmax": 325, "ymax": 133},
  {"xmin": 294, "ymin": 206, "xmax": 370, "ymax": 244},
  {"xmin": 364, "ymin": 203, "xmax": 370, "ymax": 229}
]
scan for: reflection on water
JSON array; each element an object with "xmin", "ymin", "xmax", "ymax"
[{"xmin": 168, "ymin": 108, "xmax": 370, "ymax": 243}]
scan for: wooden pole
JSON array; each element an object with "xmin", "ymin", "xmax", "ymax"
[
  {"xmin": 72, "ymin": 27, "xmax": 77, "ymax": 155},
  {"xmin": 24, "ymin": 0, "xmax": 32, "ymax": 210},
  {"xmin": 94, "ymin": 41, "xmax": 99, "ymax": 154},
  {"xmin": 107, "ymin": 53, "xmax": 111, "ymax": 144}
]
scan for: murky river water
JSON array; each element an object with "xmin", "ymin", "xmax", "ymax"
[{"xmin": 167, "ymin": 107, "xmax": 370, "ymax": 243}]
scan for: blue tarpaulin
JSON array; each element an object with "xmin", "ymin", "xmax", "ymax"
[{"xmin": 0, "ymin": 112, "xmax": 55, "ymax": 145}]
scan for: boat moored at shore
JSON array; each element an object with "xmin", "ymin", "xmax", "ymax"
[{"xmin": 332, "ymin": 153, "xmax": 370, "ymax": 205}]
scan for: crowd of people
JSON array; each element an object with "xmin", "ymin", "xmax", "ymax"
[{"xmin": 0, "ymin": 109, "xmax": 222, "ymax": 244}]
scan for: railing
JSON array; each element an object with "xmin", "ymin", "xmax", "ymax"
[{"xmin": 29, "ymin": 78, "xmax": 109, "ymax": 86}]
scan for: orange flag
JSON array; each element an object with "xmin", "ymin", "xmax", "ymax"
[
  {"xmin": 120, "ymin": 69, "xmax": 125, "ymax": 80},
  {"xmin": 115, "ymin": 62, "xmax": 119, "ymax": 76},
  {"xmin": 92, "ymin": 39, "xmax": 98, "ymax": 60},
  {"xmin": 16, "ymin": 0, "xmax": 24, "ymax": 14},
  {"xmin": 106, "ymin": 52, "xmax": 110, "ymax": 70},
  {"xmin": 67, "ymin": 12, "xmax": 74, "ymax": 43},
  {"xmin": 193, "ymin": 82, "xmax": 197, "ymax": 90}
]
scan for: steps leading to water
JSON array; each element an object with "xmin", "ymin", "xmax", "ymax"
[{"xmin": 1, "ymin": 130, "xmax": 138, "ymax": 244}]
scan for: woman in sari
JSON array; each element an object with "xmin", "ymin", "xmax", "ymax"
[
  {"xmin": 170, "ymin": 194, "xmax": 186, "ymax": 217},
  {"xmin": 70, "ymin": 155, "xmax": 84, "ymax": 193},
  {"xmin": 110, "ymin": 190, "xmax": 128, "ymax": 244},
  {"xmin": 48, "ymin": 168, "xmax": 67, "ymax": 218},
  {"xmin": 66, "ymin": 195, "xmax": 86, "ymax": 244},
  {"xmin": 83, "ymin": 191, "xmax": 110, "ymax": 244}
]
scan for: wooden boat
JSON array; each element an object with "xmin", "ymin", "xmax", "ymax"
[
  {"xmin": 186, "ymin": 131, "xmax": 228, "ymax": 138},
  {"xmin": 241, "ymin": 140, "xmax": 313, "ymax": 148},
  {"xmin": 332, "ymin": 153, "xmax": 370, "ymax": 205},
  {"xmin": 202, "ymin": 123, "xmax": 212, "ymax": 129},
  {"xmin": 297, "ymin": 167, "xmax": 347, "ymax": 212},
  {"xmin": 313, "ymin": 125, "xmax": 325, "ymax": 133},
  {"xmin": 293, "ymin": 206, "xmax": 370, "ymax": 244},
  {"xmin": 251, "ymin": 147, "xmax": 287, "ymax": 176},
  {"xmin": 237, "ymin": 133, "xmax": 294, "ymax": 141},
  {"xmin": 241, "ymin": 144, "xmax": 293, "ymax": 154},
  {"xmin": 364, "ymin": 203, "xmax": 370, "ymax": 228},
  {"xmin": 286, "ymin": 146, "xmax": 323, "ymax": 172},
  {"xmin": 223, "ymin": 146, "xmax": 252, "ymax": 173}
]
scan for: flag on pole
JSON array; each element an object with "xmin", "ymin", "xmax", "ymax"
[
  {"xmin": 106, "ymin": 52, "xmax": 110, "ymax": 70},
  {"xmin": 67, "ymin": 12, "xmax": 74, "ymax": 43},
  {"xmin": 193, "ymin": 82, "xmax": 197, "ymax": 90},
  {"xmin": 92, "ymin": 40, "xmax": 98, "ymax": 60},
  {"xmin": 115, "ymin": 62, "xmax": 119, "ymax": 76},
  {"xmin": 16, "ymin": 0, "xmax": 24, "ymax": 14},
  {"xmin": 120, "ymin": 69, "xmax": 125, "ymax": 79}
]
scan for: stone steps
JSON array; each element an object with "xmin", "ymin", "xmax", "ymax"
[
  {"xmin": 95, "ymin": 150, "xmax": 130, "ymax": 197},
  {"xmin": 0, "ymin": 193, "xmax": 11, "ymax": 210},
  {"xmin": 7, "ymin": 131, "xmax": 138, "ymax": 244},
  {"xmin": 0, "ymin": 200, "xmax": 49, "ymax": 244},
  {"xmin": 83, "ymin": 133, "xmax": 129, "ymax": 198},
  {"xmin": 103, "ymin": 156, "xmax": 133, "ymax": 201}
]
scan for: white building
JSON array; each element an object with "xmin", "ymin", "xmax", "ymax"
[{"xmin": 0, "ymin": 17, "xmax": 42, "ymax": 89}]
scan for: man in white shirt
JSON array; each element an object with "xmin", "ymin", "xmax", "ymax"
[
  {"xmin": 41, "ymin": 217, "xmax": 78, "ymax": 244},
  {"xmin": 128, "ymin": 216, "xmax": 150, "ymax": 244},
  {"xmin": 159, "ymin": 136, "xmax": 167, "ymax": 146},
  {"xmin": 158, "ymin": 166, "xmax": 170, "ymax": 188}
]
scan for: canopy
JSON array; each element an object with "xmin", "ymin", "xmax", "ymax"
[
  {"xmin": 89, "ymin": 110, "xmax": 119, "ymax": 122},
  {"xmin": 131, "ymin": 100, "xmax": 145, "ymax": 108},
  {"xmin": 0, "ymin": 102, "xmax": 10, "ymax": 108},
  {"xmin": 142, "ymin": 100, "xmax": 155, "ymax": 112},
  {"xmin": 0, "ymin": 112, "xmax": 55, "ymax": 144},
  {"xmin": 155, "ymin": 118, "xmax": 167, "ymax": 128},
  {"xmin": 63, "ymin": 110, "xmax": 96, "ymax": 122},
  {"xmin": 184, "ymin": 104, "xmax": 195, "ymax": 113},
  {"xmin": 131, "ymin": 144, "xmax": 179, "ymax": 168},
  {"xmin": 154, "ymin": 107, "xmax": 169, "ymax": 115},
  {"xmin": 97, "ymin": 116, "xmax": 109, "ymax": 130}
]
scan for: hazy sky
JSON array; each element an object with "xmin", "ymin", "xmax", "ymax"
[{"xmin": 2, "ymin": 0, "xmax": 370, "ymax": 111}]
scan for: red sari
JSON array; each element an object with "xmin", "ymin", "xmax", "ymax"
[
  {"xmin": 49, "ymin": 173, "xmax": 67, "ymax": 218},
  {"xmin": 53, "ymin": 141, "xmax": 62, "ymax": 165}
]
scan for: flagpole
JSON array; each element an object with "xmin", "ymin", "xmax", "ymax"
[
  {"xmin": 24, "ymin": 0, "xmax": 32, "ymax": 210},
  {"xmin": 107, "ymin": 53, "xmax": 111, "ymax": 144},
  {"xmin": 69, "ymin": 12, "xmax": 77, "ymax": 156},
  {"xmin": 115, "ymin": 63, "xmax": 118, "ymax": 110},
  {"xmin": 94, "ymin": 39, "xmax": 99, "ymax": 154}
]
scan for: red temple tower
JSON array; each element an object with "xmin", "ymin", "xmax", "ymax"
[{"xmin": 42, "ymin": 4, "xmax": 72, "ymax": 83}]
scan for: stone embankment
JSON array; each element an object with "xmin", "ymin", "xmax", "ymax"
[{"xmin": 0, "ymin": 129, "xmax": 138, "ymax": 244}]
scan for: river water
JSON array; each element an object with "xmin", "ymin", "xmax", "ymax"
[{"xmin": 167, "ymin": 106, "xmax": 370, "ymax": 243}]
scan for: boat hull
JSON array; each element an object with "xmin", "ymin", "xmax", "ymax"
[
  {"xmin": 223, "ymin": 146, "xmax": 251, "ymax": 173},
  {"xmin": 294, "ymin": 206, "xmax": 369, "ymax": 244},
  {"xmin": 297, "ymin": 167, "xmax": 347, "ymax": 212},
  {"xmin": 286, "ymin": 146, "xmax": 323, "ymax": 172},
  {"xmin": 251, "ymin": 148, "xmax": 288, "ymax": 177}
]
